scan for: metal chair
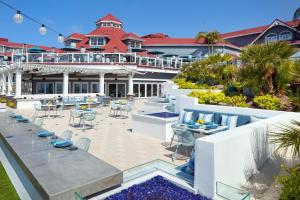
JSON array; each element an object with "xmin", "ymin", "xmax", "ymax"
[
  {"xmin": 74, "ymin": 192, "xmax": 84, "ymax": 200},
  {"xmin": 82, "ymin": 112, "xmax": 96, "ymax": 130},
  {"xmin": 55, "ymin": 104, "xmax": 64, "ymax": 117},
  {"xmin": 109, "ymin": 101, "xmax": 119, "ymax": 117},
  {"xmin": 69, "ymin": 109, "xmax": 82, "ymax": 127},
  {"xmin": 120, "ymin": 103, "xmax": 132, "ymax": 118},
  {"xmin": 32, "ymin": 117, "xmax": 43, "ymax": 126},
  {"xmin": 171, "ymin": 126, "xmax": 195, "ymax": 161},
  {"xmin": 33, "ymin": 103, "xmax": 44, "ymax": 118},
  {"xmin": 60, "ymin": 129, "xmax": 73, "ymax": 141},
  {"xmin": 75, "ymin": 137, "xmax": 91, "ymax": 152}
]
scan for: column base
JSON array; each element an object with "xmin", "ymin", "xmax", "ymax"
[{"xmin": 127, "ymin": 94, "xmax": 134, "ymax": 100}]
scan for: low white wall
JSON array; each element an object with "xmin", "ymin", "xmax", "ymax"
[
  {"xmin": 194, "ymin": 112, "xmax": 300, "ymax": 198},
  {"xmin": 174, "ymin": 95, "xmax": 300, "ymax": 198},
  {"xmin": 162, "ymin": 81, "xmax": 222, "ymax": 97}
]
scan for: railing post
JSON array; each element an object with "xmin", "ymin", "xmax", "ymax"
[
  {"xmin": 56, "ymin": 53, "xmax": 58, "ymax": 63},
  {"xmin": 118, "ymin": 53, "xmax": 121, "ymax": 63},
  {"xmin": 41, "ymin": 53, "xmax": 44, "ymax": 62},
  {"xmin": 71, "ymin": 53, "xmax": 74, "ymax": 63}
]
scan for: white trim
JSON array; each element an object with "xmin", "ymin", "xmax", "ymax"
[
  {"xmin": 279, "ymin": 30, "xmax": 293, "ymax": 41},
  {"xmin": 250, "ymin": 19, "xmax": 298, "ymax": 45}
]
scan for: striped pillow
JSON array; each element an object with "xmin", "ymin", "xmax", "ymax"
[
  {"xmin": 221, "ymin": 115, "xmax": 238, "ymax": 129},
  {"xmin": 198, "ymin": 113, "xmax": 214, "ymax": 123},
  {"xmin": 179, "ymin": 111, "xmax": 193, "ymax": 124}
]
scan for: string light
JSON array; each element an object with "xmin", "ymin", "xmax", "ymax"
[
  {"xmin": 0, "ymin": 0, "xmax": 65, "ymax": 43},
  {"xmin": 13, "ymin": 10, "xmax": 23, "ymax": 23},
  {"xmin": 39, "ymin": 24, "xmax": 47, "ymax": 35}
]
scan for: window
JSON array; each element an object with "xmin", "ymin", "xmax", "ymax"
[
  {"xmin": 129, "ymin": 41, "xmax": 141, "ymax": 49},
  {"xmin": 279, "ymin": 31, "xmax": 292, "ymax": 41},
  {"xmin": 90, "ymin": 37, "xmax": 106, "ymax": 46},
  {"xmin": 36, "ymin": 82, "xmax": 54, "ymax": 94},
  {"xmin": 265, "ymin": 33, "xmax": 277, "ymax": 43},
  {"xmin": 0, "ymin": 45, "xmax": 4, "ymax": 52}
]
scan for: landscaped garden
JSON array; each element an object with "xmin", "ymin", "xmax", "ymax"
[
  {"xmin": 175, "ymin": 41, "xmax": 300, "ymax": 111},
  {"xmin": 0, "ymin": 162, "xmax": 19, "ymax": 200}
]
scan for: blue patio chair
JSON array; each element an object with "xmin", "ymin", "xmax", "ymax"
[
  {"xmin": 75, "ymin": 137, "xmax": 91, "ymax": 152},
  {"xmin": 55, "ymin": 104, "xmax": 64, "ymax": 117},
  {"xmin": 60, "ymin": 129, "xmax": 73, "ymax": 140},
  {"xmin": 109, "ymin": 101, "xmax": 120, "ymax": 117},
  {"xmin": 69, "ymin": 109, "xmax": 82, "ymax": 127},
  {"xmin": 171, "ymin": 126, "xmax": 195, "ymax": 161},
  {"xmin": 62, "ymin": 96, "xmax": 69, "ymax": 104},
  {"xmin": 82, "ymin": 112, "xmax": 96, "ymax": 130},
  {"xmin": 33, "ymin": 103, "xmax": 45, "ymax": 118}
]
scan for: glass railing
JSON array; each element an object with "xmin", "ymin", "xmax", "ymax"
[
  {"xmin": 216, "ymin": 181, "xmax": 250, "ymax": 200},
  {"xmin": 11, "ymin": 52, "xmax": 185, "ymax": 69},
  {"xmin": 123, "ymin": 159, "xmax": 194, "ymax": 186}
]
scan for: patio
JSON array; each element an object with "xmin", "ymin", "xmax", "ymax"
[{"xmin": 2, "ymin": 99, "xmax": 185, "ymax": 171}]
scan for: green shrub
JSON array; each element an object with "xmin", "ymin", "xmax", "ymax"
[
  {"xmin": 225, "ymin": 95, "xmax": 248, "ymax": 107},
  {"xmin": 189, "ymin": 91, "xmax": 248, "ymax": 107},
  {"xmin": 174, "ymin": 78, "xmax": 198, "ymax": 89},
  {"xmin": 276, "ymin": 165, "xmax": 300, "ymax": 200},
  {"xmin": 189, "ymin": 91, "xmax": 225, "ymax": 104},
  {"xmin": 253, "ymin": 95, "xmax": 281, "ymax": 110}
]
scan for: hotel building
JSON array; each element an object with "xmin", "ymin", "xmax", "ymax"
[{"xmin": 0, "ymin": 14, "xmax": 299, "ymax": 99}]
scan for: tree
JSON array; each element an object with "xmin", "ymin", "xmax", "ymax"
[
  {"xmin": 195, "ymin": 31, "xmax": 224, "ymax": 55},
  {"xmin": 239, "ymin": 42, "xmax": 296, "ymax": 95},
  {"xmin": 269, "ymin": 120, "xmax": 300, "ymax": 158}
]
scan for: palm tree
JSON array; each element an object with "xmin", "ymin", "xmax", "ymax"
[
  {"xmin": 195, "ymin": 31, "xmax": 224, "ymax": 55},
  {"xmin": 240, "ymin": 42, "xmax": 296, "ymax": 94},
  {"xmin": 269, "ymin": 120, "xmax": 300, "ymax": 158}
]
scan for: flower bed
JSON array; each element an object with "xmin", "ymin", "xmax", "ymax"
[{"xmin": 106, "ymin": 176, "xmax": 210, "ymax": 200}]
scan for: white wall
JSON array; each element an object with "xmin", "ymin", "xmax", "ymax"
[
  {"xmin": 174, "ymin": 95, "xmax": 300, "ymax": 198},
  {"xmin": 194, "ymin": 112, "xmax": 300, "ymax": 198},
  {"xmin": 162, "ymin": 81, "xmax": 222, "ymax": 97}
]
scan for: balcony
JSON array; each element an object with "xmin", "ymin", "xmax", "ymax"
[{"xmin": 11, "ymin": 52, "xmax": 188, "ymax": 70}]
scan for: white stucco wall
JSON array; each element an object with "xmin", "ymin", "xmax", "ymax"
[{"xmin": 174, "ymin": 95, "xmax": 300, "ymax": 198}]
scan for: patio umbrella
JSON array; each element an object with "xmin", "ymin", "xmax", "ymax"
[
  {"xmin": 87, "ymin": 47, "xmax": 104, "ymax": 52},
  {"xmin": 148, "ymin": 50, "xmax": 164, "ymax": 55},
  {"xmin": 162, "ymin": 54, "xmax": 178, "ymax": 57},
  {"xmin": 28, "ymin": 46, "xmax": 46, "ymax": 53},
  {"xmin": 131, "ymin": 48, "xmax": 147, "ymax": 52},
  {"xmin": 60, "ymin": 46, "xmax": 80, "ymax": 51}
]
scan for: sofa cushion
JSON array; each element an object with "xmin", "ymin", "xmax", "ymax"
[
  {"xmin": 179, "ymin": 111, "xmax": 193, "ymax": 124},
  {"xmin": 198, "ymin": 113, "xmax": 214, "ymax": 123},
  {"xmin": 221, "ymin": 115, "xmax": 238, "ymax": 129}
]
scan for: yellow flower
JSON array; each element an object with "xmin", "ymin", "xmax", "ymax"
[
  {"xmin": 197, "ymin": 119, "xmax": 204, "ymax": 124},
  {"xmin": 81, "ymin": 105, "xmax": 87, "ymax": 110}
]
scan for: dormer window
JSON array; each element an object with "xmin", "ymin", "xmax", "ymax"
[
  {"xmin": 90, "ymin": 37, "xmax": 106, "ymax": 46},
  {"xmin": 279, "ymin": 31, "xmax": 292, "ymax": 41},
  {"xmin": 129, "ymin": 41, "xmax": 141, "ymax": 49},
  {"xmin": 265, "ymin": 33, "xmax": 277, "ymax": 43}
]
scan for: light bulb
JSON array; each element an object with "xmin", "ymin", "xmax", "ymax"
[
  {"xmin": 39, "ymin": 24, "xmax": 47, "ymax": 35},
  {"xmin": 13, "ymin": 11, "xmax": 23, "ymax": 24},
  {"xmin": 57, "ymin": 34, "xmax": 64, "ymax": 43}
]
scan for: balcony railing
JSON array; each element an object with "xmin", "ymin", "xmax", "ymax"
[{"xmin": 11, "ymin": 52, "xmax": 188, "ymax": 70}]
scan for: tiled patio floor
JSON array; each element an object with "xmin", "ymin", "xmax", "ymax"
[{"xmin": 4, "ymin": 100, "xmax": 186, "ymax": 170}]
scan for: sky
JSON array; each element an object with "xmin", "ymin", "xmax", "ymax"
[{"xmin": 0, "ymin": 0, "xmax": 299, "ymax": 47}]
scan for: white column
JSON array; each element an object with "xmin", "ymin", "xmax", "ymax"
[
  {"xmin": 128, "ymin": 73, "xmax": 134, "ymax": 96},
  {"xmin": 7, "ymin": 72, "xmax": 13, "ymax": 95},
  {"xmin": 15, "ymin": 70, "xmax": 22, "ymax": 98},
  {"xmin": 63, "ymin": 72, "xmax": 69, "ymax": 96},
  {"xmin": 99, "ymin": 73, "xmax": 105, "ymax": 96},
  {"xmin": 1, "ymin": 74, "xmax": 6, "ymax": 95}
]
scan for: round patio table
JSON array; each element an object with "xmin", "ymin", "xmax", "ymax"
[
  {"xmin": 41, "ymin": 104, "xmax": 60, "ymax": 118},
  {"xmin": 76, "ymin": 109, "xmax": 96, "ymax": 129}
]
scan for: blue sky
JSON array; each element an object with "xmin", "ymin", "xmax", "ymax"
[{"xmin": 0, "ymin": 0, "xmax": 298, "ymax": 47}]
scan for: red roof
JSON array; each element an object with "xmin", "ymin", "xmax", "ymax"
[
  {"xmin": 95, "ymin": 13, "xmax": 122, "ymax": 24},
  {"xmin": 221, "ymin": 19, "xmax": 300, "ymax": 39},
  {"xmin": 65, "ymin": 33, "xmax": 86, "ymax": 41},
  {"xmin": 122, "ymin": 32, "xmax": 143, "ymax": 41}
]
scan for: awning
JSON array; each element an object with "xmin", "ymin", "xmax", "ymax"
[
  {"xmin": 148, "ymin": 50, "xmax": 164, "ymax": 55},
  {"xmin": 28, "ymin": 46, "xmax": 46, "ymax": 53}
]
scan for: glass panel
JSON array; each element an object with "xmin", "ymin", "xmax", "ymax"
[
  {"xmin": 147, "ymin": 84, "xmax": 152, "ymax": 97},
  {"xmin": 56, "ymin": 83, "xmax": 63, "ymax": 94},
  {"xmin": 139, "ymin": 84, "xmax": 145, "ymax": 97},
  {"xmin": 133, "ymin": 84, "xmax": 139, "ymax": 97},
  {"xmin": 216, "ymin": 181, "xmax": 250, "ymax": 200},
  {"xmin": 109, "ymin": 84, "xmax": 116, "ymax": 97},
  {"xmin": 82, "ymin": 83, "xmax": 88, "ymax": 93},
  {"xmin": 153, "ymin": 84, "xmax": 157, "ymax": 96},
  {"xmin": 117, "ymin": 84, "xmax": 126, "ymax": 98},
  {"xmin": 74, "ymin": 83, "xmax": 80, "ymax": 93},
  {"xmin": 45, "ymin": 83, "xmax": 54, "ymax": 94},
  {"xmin": 37, "ymin": 83, "xmax": 45, "ymax": 94},
  {"xmin": 158, "ymin": 84, "xmax": 162, "ymax": 96},
  {"xmin": 91, "ymin": 83, "xmax": 99, "ymax": 93}
]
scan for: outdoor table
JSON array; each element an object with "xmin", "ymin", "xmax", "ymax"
[
  {"xmin": 41, "ymin": 104, "xmax": 60, "ymax": 118},
  {"xmin": 176, "ymin": 124, "xmax": 228, "ymax": 135},
  {"xmin": 76, "ymin": 109, "xmax": 95, "ymax": 129}
]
